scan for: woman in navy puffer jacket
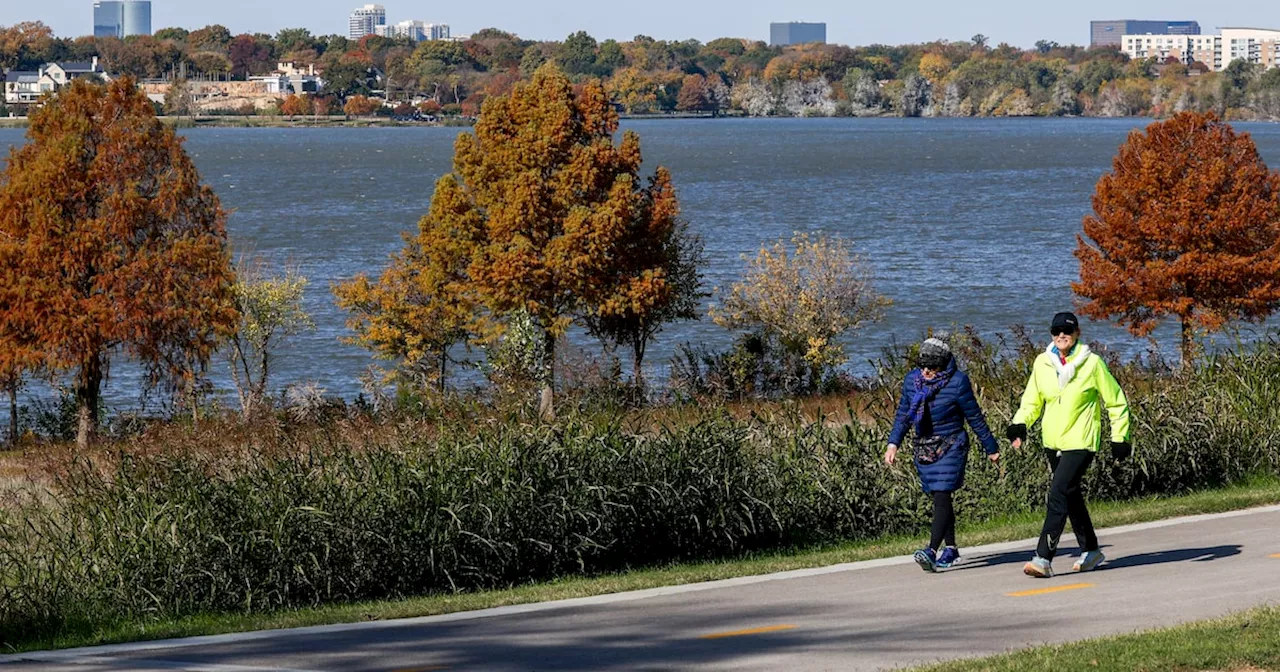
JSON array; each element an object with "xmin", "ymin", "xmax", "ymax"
[{"xmin": 884, "ymin": 338, "xmax": 1000, "ymax": 573}]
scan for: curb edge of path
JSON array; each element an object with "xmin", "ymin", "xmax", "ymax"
[{"xmin": 7, "ymin": 502, "xmax": 1280, "ymax": 664}]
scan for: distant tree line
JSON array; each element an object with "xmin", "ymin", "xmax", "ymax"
[{"xmin": 3, "ymin": 22, "xmax": 1280, "ymax": 118}]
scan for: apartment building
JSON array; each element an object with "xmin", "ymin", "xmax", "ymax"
[
  {"xmin": 374, "ymin": 20, "xmax": 450, "ymax": 42},
  {"xmin": 1122, "ymin": 27, "xmax": 1280, "ymax": 70},
  {"xmin": 349, "ymin": 4, "xmax": 387, "ymax": 40}
]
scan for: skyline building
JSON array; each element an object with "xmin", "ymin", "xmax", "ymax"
[
  {"xmin": 92, "ymin": 1, "xmax": 151, "ymax": 38},
  {"xmin": 769, "ymin": 22, "xmax": 826, "ymax": 47},
  {"xmin": 374, "ymin": 19, "xmax": 450, "ymax": 42},
  {"xmin": 1090, "ymin": 20, "xmax": 1199, "ymax": 47},
  {"xmin": 348, "ymin": 4, "xmax": 386, "ymax": 40}
]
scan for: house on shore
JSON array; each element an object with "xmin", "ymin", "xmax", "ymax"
[{"xmin": 4, "ymin": 58, "xmax": 113, "ymax": 105}]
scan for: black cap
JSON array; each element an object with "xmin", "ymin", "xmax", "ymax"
[{"xmin": 1050, "ymin": 312, "xmax": 1079, "ymax": 333}]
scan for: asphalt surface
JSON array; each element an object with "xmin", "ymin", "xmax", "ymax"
[{"xmin": 4, "ymin": 505, "xmax": 1280, "ymax": 671}]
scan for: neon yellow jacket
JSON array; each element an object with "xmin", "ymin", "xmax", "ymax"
[{"xmin": 1012, "ymin": 346, "xmax": 1131, "ymax": 452}]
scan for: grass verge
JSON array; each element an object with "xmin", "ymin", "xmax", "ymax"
[
  {"xmin": 8, "ymin": 474, "xmax": 1280, "ymax": 655},
  {"xmin": 917, "ymin": 605, "xmax": 1280, "ymax": 672}
]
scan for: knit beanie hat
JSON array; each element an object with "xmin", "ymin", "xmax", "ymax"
[{"xmin": 917, "ymin": 338, "xmax": 952, "ymax": 370}]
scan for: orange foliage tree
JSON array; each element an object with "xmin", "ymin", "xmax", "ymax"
[
  {"xmin": 1074, "ymin": 112, "xmax": 1280, "ymax": 366},
  {"xmin": 0, "ymin": 326, "xmax": 42, "ymax": 446},
  {"xmin": 339, "ymin": 64, "xmax": 690, "ymax": 411},
  {"xmin": 342, "ymin": 95, "xmax": 379, "ymax": 117},
  {"xmin": 280, "ymin": 93, "xmax": 312, "ymax": 117},
  {"xmin": 0, "ymin": 78, "xmax": 239, "ymax": 447}
]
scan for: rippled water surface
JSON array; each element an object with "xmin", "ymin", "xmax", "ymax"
[{"xmin": 3, "ymin": 118, "xmax": 1278, "ymax": 406}]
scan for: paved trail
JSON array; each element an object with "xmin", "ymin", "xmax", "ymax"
[{"xmin": 5, "ymin": 505, "xmax": 1279, "ymax": 671}]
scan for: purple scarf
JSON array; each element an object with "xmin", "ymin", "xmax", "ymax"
[{"xmin": 907, "ymin": 367, "xmax": 952, "ymax": 435}]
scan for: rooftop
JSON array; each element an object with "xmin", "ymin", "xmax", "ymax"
[{"xmin": 4, "ymin": 71, "xmax": 40, "ymax": 83}]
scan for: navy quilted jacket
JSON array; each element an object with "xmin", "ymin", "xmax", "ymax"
[{"xmin": 888, "ymin": 360, "xmax": 999, "ymax": 493}]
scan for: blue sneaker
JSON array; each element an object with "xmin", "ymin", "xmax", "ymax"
[
  {"xmin": 1073, "ymin": 550, "xmax": 1106, "ymax": 572},
  {"xmin": 936, "ymin": 546, "xmax": 961, "ymax": 568},
  {"xmin": 913, "ymin": 548, "xmax": 937, "ymax": 573}
]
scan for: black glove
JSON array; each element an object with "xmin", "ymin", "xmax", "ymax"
[
  {"xmin": 1006, "ymin": 423, "xmax": 1027, "ymax": 442},
  {"xmin": 1110, "ymin": 441, "xmax": 1132, "ymax": 460}
]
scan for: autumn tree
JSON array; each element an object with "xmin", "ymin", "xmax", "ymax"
[
  {"xmin": 228, "ymin": 34, "xmax": 273, "ymax": 79},
  {"xmin": 1074, "ymin": 112, "xmax": 1280, "ymax": 366},
  {"xmin": 280, "ymin": 93, "xmax": 312, "ymax": 117},
  {"xmin": 227, "ymin": 259, "xmax": 314, "ymax": 418},
  {"xmin": 312, "ymin": 95, "xmax": 333, "ymax": 117},
  {"xmin": 580, "ymin": 173, "xmax": 706, "ymax": 384},
  {"xmin": 607, "ymin": 67, "xmax": 661, "ymax": 113},
  {"xmin": 163, "ymin": 78, "xmax": 193, "ymax": 116},
  {"xmin": 0, "ymin": 326, "xmax": 42, "ymax": 446},
  {"xmin": 0, "ymin": 21, "xmax": 54, "ymax": 71},
  {"xmin": 918, "ymin": 53, "xmax": 952, "ymax": 86},
  {"xmin": 0, "ymin": 78, "xmax": 238, "ymax": 447},
  {"xmin": 343, "ymin": 94, "xmax": 379, "ymax": 117},
  {"xmin": 353, "ymin": 64, "xmax": 682, "ymax": 415},
  {"xmin": 712, "ymin": 233, "xmax": 890, "ymax": 389},
  {"xmin": 333, "ymin": 211, "xmax": 475, "ymax": 395}
]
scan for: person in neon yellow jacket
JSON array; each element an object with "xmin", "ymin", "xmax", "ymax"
[{"xmin": 1007, "ymin": 312, "xmax": 1131, "ymax": 578}]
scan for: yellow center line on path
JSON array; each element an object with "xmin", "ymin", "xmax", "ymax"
[
  {"xmin": 700, "ymin": 624, "xmax": 797, "ymax": 639},
  {"xmin": 1270, "ymin": 553, "xmax": 1280, "ymax": 559},
  {"xmin": 1007, "ymin": 582, "xmax": 1095, "ymax": 597}
]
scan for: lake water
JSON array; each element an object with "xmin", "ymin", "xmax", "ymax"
[{"xmin": 3, "ymin": 118, "xmax": 1279, "ymax": 408}]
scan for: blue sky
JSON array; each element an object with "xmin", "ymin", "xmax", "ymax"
[{"xmin": 4, "ymin": 1, "xmax": 1280, "ymax": 48}]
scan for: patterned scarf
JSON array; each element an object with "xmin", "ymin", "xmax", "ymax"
[{"xmin": 907, "ymin": 364, "xmax": 953, "ymax": 435}]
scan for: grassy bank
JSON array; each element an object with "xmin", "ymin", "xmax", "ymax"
[
  {"xmin": 9, "ymin": 476, "xmax": 1280, "ymax": 654},
  {"xmin": 918, "ymin": 605, "xmax": 1280, "ymax": 672},
  {"xmin": 3, "ymin": 335, "xmax": 1280, "ymax": 652}
]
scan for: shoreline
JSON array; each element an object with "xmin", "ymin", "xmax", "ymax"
[{"xmin": 2, "ymin": 114, "xmax": 1276, "ymax": 130}]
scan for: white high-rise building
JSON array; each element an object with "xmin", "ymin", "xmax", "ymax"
[
  {"xmin": 1122, "ymin": 27, "xmax": 1280, "ymax": 71},
  {"xmin": 349, "ymin": 4, "xmax": 387, "ymax": 40},
  {"xmin": 378, "ymin": 20, "xmax": 424, "ymax": 41},
  {"xmin": 374, "ymin": 20, "xmax": 450, "ymax": 42}
]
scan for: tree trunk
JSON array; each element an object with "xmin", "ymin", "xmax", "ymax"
[
  {"xmin": 438, "ymin": 349, "xmax": 447, "ymax": 396},
  {"xmin": 1180, "ymin": 317, "xmax": 1193, "ymax": 370},
  {"xmin": 632, "ymin": 339, "xmax": 646, "ymax": 392},
  {"xmin": 75, "ymin": 352, "xmax": 103, "ymax": 450},
  {"xmin": 538, "ymin": 332, "xmax": 556, "ymax": 421}
]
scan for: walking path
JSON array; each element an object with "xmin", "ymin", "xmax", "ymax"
[{"xmin": 5, "ymin": 505, "xmax": 1279, "ymax": 671}]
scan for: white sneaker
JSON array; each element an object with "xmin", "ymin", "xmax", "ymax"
[
  {"xmin": 1023, "ymin": 556, "xmax": 1054, "ymax": 578},
  {"xmin": 1073, "ymin": 550, "xmax": 1105, "ymax": 572}
]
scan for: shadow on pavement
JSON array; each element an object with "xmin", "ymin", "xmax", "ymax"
[
  {"xmin": 85, "ymin": 598, "xmax": 1080, "ymax": 672},
  {"xmin": 951, "ymin": 544, "xmax": 1241, "ymax": 573},
  {"xmin": 1097, "ymin": 544, "xmax": 1241, "ymax": 570},
  {"xmin": 948, "ymin": 545, "xmax": 1103, "ymax": 572}
]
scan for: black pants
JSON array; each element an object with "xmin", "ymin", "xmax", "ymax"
[
  {"xmin": 1036, "ymin": 449, "xmax": 1099, "ymax": 561},
  {"xmin": 930, "ymin": 490, "xmax": 956, "ymax": 551}
]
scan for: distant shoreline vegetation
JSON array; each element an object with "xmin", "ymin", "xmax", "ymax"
[{"xmin": 2, "ymin": 24, "xmax": 1280, "ymax": 122}]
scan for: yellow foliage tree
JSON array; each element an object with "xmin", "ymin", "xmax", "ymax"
[
  {"xmin": 712, "ymin": 233, "xmax": 890, "ymax": 386},
  {"xmin": 333, "ymin": 203, "xmax": 476, "ymax": 395},
  {"xmin": 606, "ymin": 67, "xmax": 660, "ymax": 113},
  {"xmin": 918, "ymin": 53, "xmax": 952, "ymax": 86}
]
